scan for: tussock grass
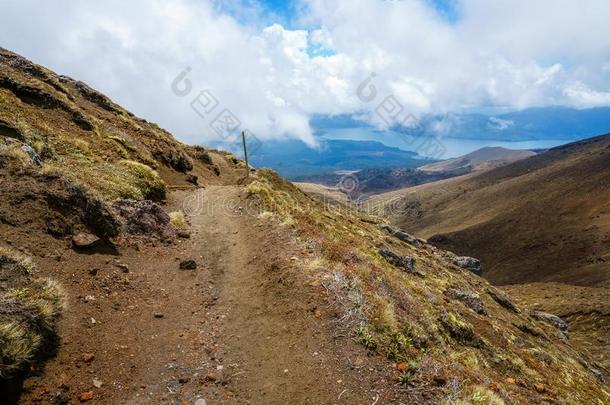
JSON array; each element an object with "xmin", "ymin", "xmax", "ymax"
[
  {"xmin": 169, "ymin": 211, "xmax": 187, "ymax": 228},
  {"xmin": 244, "ymin": 169, "xmax": 610, "ymax": 404},
  {"xmin": 0, "ymin": 247, "xmax": 64, "ymax": 379},
  {"xmin": 0, "ymin": 141, "xmax": 31, "ymax": 166},
  {"xmin": 42, "ymin": 159, "xmax": 166, "ymax": 201}
]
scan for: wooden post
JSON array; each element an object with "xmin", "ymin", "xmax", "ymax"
[{"xmin": 241, "ymin": 130, "xmax": 249, "ymax": 176}]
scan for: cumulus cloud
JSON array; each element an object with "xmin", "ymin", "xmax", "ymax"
[{"xmin": 0, "ymin": 0, "xmax": 609, "ymax": 146}]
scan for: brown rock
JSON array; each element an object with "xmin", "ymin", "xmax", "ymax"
[
  {"xmin": 72, "ymin": 233, "xmax": 100, "ymax": 248},
  {"xmin": 82, "ymin": 352, "xmax": 95, "ymax": 363},
  {"xmin": 179, "ymin": 260, "xmax": 197, "ymax": 270},
  {"xmin": 505, "ymin": 377, "xmax": 516, "ymax": 384},
  {"xmin": 202, "ymin": 373, "xmax": 218, "ymax": 383},
  {"xmin": 177, "ymin": 230, "xmax": 191, "ymax": 239},
  {"xmin": 78, "ymin": 391, "xmax": 94, "ymax": 402},
  {"xmin": 534, "ymin": 383, "xmax": 546, "ymax": 393},
  {"xmin": 432, "ymin": 375, "xmax": 447, "ymax": 386}
]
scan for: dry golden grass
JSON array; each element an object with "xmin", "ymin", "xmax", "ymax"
[
  {"xmin": 169, "ymin": 211, "xmax": 188, "ymax": 228},
  {"xmin": 245, "ymin": 169, "xmax": 610, "ymax": 404},
  {"xmin": 0, "ymin": 247, "xmax": 64, "ymax": 379}
]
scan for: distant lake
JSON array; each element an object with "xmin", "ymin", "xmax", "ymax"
[{"xmin": 320, "ymin": 128, "xmax": 570, "ymax": 159}]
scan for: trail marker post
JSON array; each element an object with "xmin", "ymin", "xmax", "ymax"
[{"xmin": 241, "ymin": 130, "xmax": 249, "ymax": 177}]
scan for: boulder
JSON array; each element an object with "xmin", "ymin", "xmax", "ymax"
[
  {"xmin": 444, "ymin": 288, "xmax": 486, "ymax": 315},
  {"xmin": 530, "ymin": 311, "xmax": 569, "ymax": 338},
  {"xmin": 112, "ymin": 199, "xmax": 175, "ymax": 240},
  {"xmin": 446, "ymin": 252, "xmax": 482, "ymax": 276},
  {"xmin": 487, "ymin": 288, "xmax": 520, "ymax": 313},
  {"xmin": 379, "ymin": 248, "xmax": 417, "ymax": 274},
  {"xmin": 72, "ymin": 232, "xmax": 100, "ymax": 248},
  {"xmin": 380, "ymin": 224, "xmax": 423, "ymax": 247}
]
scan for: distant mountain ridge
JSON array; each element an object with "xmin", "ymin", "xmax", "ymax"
[
  {"xmin": 297, "ymin": 146, "xmax": 536, "ymax": 198},
  {"xmin": 419, "ymin": 146, "xmax": 537, "ymax": 173},
  {"xmin": 247, "ymin": 138, "xmax": 431, "ymax": 179},
  {"xmin": 370, "ymin": 133, "xmax": 610, "ymax": 287}
]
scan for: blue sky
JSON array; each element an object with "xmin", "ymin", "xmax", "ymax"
[{"xmin": 240, "ymin": 0, "xmax": 460, "ymax": 27}]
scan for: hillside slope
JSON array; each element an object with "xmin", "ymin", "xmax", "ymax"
[
  {"xmin": 370, "ymin": 134, "xmax": 610, "ymax": 287},
  {"xmin": 1, "ymin": 49, "xmax": 609, "ymax": 404},
  {"xmin": 419, "ymin": 146, "xmax": 537, "ymax": 174}
]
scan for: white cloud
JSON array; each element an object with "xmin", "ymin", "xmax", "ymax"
[
  {"xmin": 563, "ymin": 82, "xmax": 610, "ymax": 108},
  {"xmin": 0, "ymin": 0, "xmax": 609, "ymax": 146},
  {"xmin": 489, "ymin": 117, "xmax": 514, "ymax": 130}
]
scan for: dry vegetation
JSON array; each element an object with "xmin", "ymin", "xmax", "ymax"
[
  {"xmin": 0, "ymin": 247, "xmax": 64, "ymax": 378},
  {"xmin": 246, "ymin": 169, "xmax": 609, "ymax": 404}
]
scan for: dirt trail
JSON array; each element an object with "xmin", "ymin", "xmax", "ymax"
[{"xmin": 18, "ymin": 185, "xmax": 394, "ymax": 404}]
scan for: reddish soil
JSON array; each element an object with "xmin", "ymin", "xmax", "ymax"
[{"xmin": 15, "ymin": 186, "xmax": 405, "ymax": 404}]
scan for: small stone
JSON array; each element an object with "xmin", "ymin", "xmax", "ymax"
[
  {"xmin": 186, "ymin": 174, "xmax": 198, "ymax": 185},
  {"xmin": 397, "ymin": 362, "xmax": 409, "ymax": 372},
  {"xmin": 115, "ymin": 263, "xmax": 129, "ymax": 273},
  {"xmin": 50, "ymin": 385, "xmax": 70, "ymax": 405},
  {"xmin": 78, "ymin": 391, "xmax": 94, "ymax": 402},
  {"xmin": 177, "ymin": 230, "xmax": 191, "ymax": 239},
  {"xmin": 84, "ymin": 295, "xmax": 95, "ymax": 303},
  {"xmin": 92, "ymin": 378, "xmax": 103, "ymax": 388},
  {"xmin": 534, "ymin": 383, "xmax": 546, "ymax": 393},
  {"xmin": 505, "ymin": 377, "xmax": 516, "ymax": 384},
  {"xmin": 72, "ymin": 233, "xmax": 100, "ymax": 248},
  {"xmin": 194, "ymin": 399, "xmax": 206, "ymax": 405},
  {"xmin": 433, "ymin": 375, "xmax": 447, "ymax": 386},
  {"xmin": 82, "ymin": 352, "xmax": 95, "ymax": 363},
  {"xmin": 202, "ymin": 373, "xmax": 217, "ymax": 383},
  {"xmin": 180, "ymin": 260, "xmax": 197, "ymax": 270}
]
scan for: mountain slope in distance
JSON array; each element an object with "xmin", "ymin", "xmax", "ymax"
[
  {"xmin": 419, "ymin": 146, "xmax": 537, "ymax": 174},
  {"xmin": 370, "ymin": 133, "xmax": 610, "ymax": 287}
]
